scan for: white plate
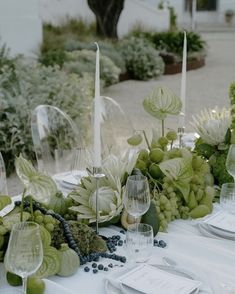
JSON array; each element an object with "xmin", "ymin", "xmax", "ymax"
[{"xmin": 198, "ymin": 223, "xmax": 235, "ymax": 241}]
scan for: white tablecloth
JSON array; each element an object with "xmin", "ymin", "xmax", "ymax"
[{"xmin": 1, "ymin": 205, "xmax": 235, "ymax": 294}]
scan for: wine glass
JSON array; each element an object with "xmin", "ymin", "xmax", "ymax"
[
  {"xmin": 4, "ymin": 222, "xmax": 43, "ymax": 294},
  {"xmin": 226, "ymin": 144, "xmax": 235, "ymax": 182},
  {"xmin": 124, "ymin": 175, "xmax": 151, "ymax": 224}
]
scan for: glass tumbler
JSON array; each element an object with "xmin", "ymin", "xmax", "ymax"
[
  {"xmin": 220, "ymin": 183, "xmax": 235, "ymax": 214},
  {"xmin": 125, "ymin": 223, "xmax": 153, "ymax": 263}
]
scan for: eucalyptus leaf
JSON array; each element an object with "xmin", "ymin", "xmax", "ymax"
[{"xmin": 15, "ymin": 155, "xmax": 57, "ymax": 205}]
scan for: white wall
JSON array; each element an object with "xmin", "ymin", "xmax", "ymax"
[
  {"xmin": 118, "ymin": 0, "xmax": 169, "ymax": 37},
  {"xmin": 39, "ymin": 0, "xmax": 170, "ymax": 36},
  {"xmin": 0, "ymin": 0, "xmax": 169, "ymax": 56},
  {"xmin": 0, "ymin": 0, "xmax": 42, "ymax": 57}
]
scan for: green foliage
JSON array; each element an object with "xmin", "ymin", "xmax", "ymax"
[
  {"xmin": 209, "ymin": 152, "xmax": 233, "ymax": 186},
  {"xmin": 158, "ymin": 1, "xmax": 177, "ymax": 31},
  {"xmin": 39, "ymin": 49, "xmax": 66, "ymax": 67},
  {"xmin": 0, "ymin": 59, "xmax": 93, "ymax": 175},
  {"xmin": 230, "ymin": 82, "xmax": 235, "ymax": 139},
  {"xmin": 64, "ymin": 50, "xmax": 121, "ymax": 86},
  {"xmin": 51, "ymin": 221, "xmax": 107, "ymax": 256},
  {"xmin": 118, "ymin": 37, "xmax": 165, "ymax": 80},
  {"xmin": 64, "ymin": 40, "xmax": 126, "ymax": 74},
  {"xmin": 130, "ymin": 30, "xmax": 206, "ymax": 59},
  {"xmin": 41, "ymin": 18, "xmax": 96, "ymax": 51}
]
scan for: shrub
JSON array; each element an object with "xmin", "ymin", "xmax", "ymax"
[
  {"xmin": 118, "ymin": 37, "xmax": 164, "ymax": 80},
  {"xmin": 64, "ymin": 50, "xmax": 121, "ymax": 86},
  {"xmin": 0, "ymin": 59, "xmax": 93, "ymax": 175},
  {"xmin": 130, "ymin": 30, "xmax": 206, "ymax": 59},
  {"xmin": 64, "ymin": 39, "xmax": 126, "ymax": 74}
]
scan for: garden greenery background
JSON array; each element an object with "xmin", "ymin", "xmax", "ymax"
[{"xmin": 0, "ymin": 19, "xmax": 206, "ymax": 175}]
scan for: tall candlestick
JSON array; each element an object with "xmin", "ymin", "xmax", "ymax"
[
  {"xmin": 179, "ymin": 31, "xmax": 187, "ymax": 129},
  {"xmin": 94, "ymin": 42, "xmax": 101, "ymax": 167}
]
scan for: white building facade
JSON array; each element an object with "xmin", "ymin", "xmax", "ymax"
[{"xmin": 158, "ymin": 0, "xmax": 235, "ymax": 28}]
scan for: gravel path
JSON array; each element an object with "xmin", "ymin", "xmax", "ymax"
[{"xmin": 7, "ymin": 32, "xmax": 235, "ymax": 196}]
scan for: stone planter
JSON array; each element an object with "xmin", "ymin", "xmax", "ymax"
[{"xmin": 164, "ymin": 58, "xmax": 205, "ymax": 75}]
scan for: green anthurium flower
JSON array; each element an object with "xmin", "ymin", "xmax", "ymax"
[
  {"xmin": 143, "ymin": 86, "xmax": 182, "ymax": 120},
  {"xmin": 15, "ymin": 154, "xmax": 57, "ymax": 205}
]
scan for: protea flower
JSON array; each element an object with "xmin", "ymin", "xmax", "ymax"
[
  {"xmin": 191, "ymin": 107, "xmax": 231, "ymax": 146},
  {"xmin": 69, "ymin": 152, "xmax": 137, "ymax": 223}
]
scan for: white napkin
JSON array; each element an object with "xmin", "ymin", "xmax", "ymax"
[{"xmin": 115, "ymin": 264, "xmax": 201, "ymax": 294}]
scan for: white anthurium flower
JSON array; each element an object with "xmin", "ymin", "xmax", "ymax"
[
  {"xmin": 191, "ymin": 107, "xmax": 231, "ymax": 146},
  {"xmin": 143, "ymin": 86, "xmax": 182, "ymax": 120},
  {"xmin": 69, "ymin": 152, "xmax": 137, "ymax": 223}
]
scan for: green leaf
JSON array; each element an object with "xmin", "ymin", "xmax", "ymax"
[
  {"xmin": 15, "ymin": 155, "xmax": 57, "ymax": 205},
  {"xmin": 173, "ymin": 180, "xmax": 190, "ymax": 203}
]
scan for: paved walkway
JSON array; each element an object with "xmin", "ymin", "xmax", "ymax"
[
  {"xmin": 7, "ymin": 32, "xmax": 235, "ymax": 196},
  {"xmin": 104, "ymin": 32, "xmax": 235, "ymax": 134}
]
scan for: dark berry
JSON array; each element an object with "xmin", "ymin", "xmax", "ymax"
[
  {"xmin": 159, "ymin": 240, "xmax": 167, "ymax": 248},
  {"xmin": 108, "ymin": 263, "xmax": 113, "ymax": 268},
  {"xmin": 120, "ymin": 257, "xmax": 126, "ymax": 263},
  {"xmin": 120, "ymin": 230, "xmax": 125, "ymax": 234},
  {"xmin": 104, "ymin": 267, "xmax": 108, "ymax": 271},
  {"xmin": 93, "ymin": 269, "xmax": 98, "ymax": 274},
  {"xmin": 84, "ymin": 266, "xmax": 90, "ymax": 272},
  {"xmin": 98, "ymin": 264, "xmax": 104, "ymax": 270},
  {"xmin": 92, "ymin": 263, "xmax": 97, "ymax": 268},
  {"xmin": 118, "ymin": 240, "xmax": 123, "ymax": 246}
]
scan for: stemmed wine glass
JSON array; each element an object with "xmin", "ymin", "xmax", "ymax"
[
  {"xmin": 4, "ymin": 222, "xmax": 43, "ymax": 294},
  {"xmin": 124, "ymin": 175, "xmax": 151, "ymax": 225},
  {"xmin": 124, "ymin": 175, "xmax": 152, "ymax": 262},
  {"xmin": 226, "ymin": 144, "xmax": 235, "ymax": 182}
]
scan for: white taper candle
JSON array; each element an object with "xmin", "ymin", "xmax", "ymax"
[
  {"xmin": 94, "ymin": 42, "xmax": 101, "ymax": 167},
  {"xmin": 179, "ymin": 31, "xmax": 187, "ymax": 129}
]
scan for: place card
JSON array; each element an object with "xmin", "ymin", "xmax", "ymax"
[
  {"xmin": 203, "ymin": 211, "xmax": 235, "ymax": 233},
  {"xmin": 117, "ymin": 264, "xmax": 201, "ymax": 294}
]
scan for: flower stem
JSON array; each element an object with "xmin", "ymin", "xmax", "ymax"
[
  {"xmin": 20, "ymin": 188, "xmax": 27, "ymax": 222},
  {"xmin": 142, "ymin": 130, "xmax": 151, "ymax": 150},
  {"xmin": 30, "ymin": 196, "xmax": 34, "ymax": 220},
  {"xmin": 161, "ymin": 120, "xmax": 165, "ymax": 137}
]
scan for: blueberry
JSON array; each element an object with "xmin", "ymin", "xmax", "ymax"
[
  {"xmin": 104, "ymin": 267, "xmax": 109, "ymax": 271},
  {"xmin": 84, "ymin": 266, "xmax": 90, "ymax": 272},
  {"xmin": 116, "ymin": 235, "xmax": 121, "ymax": 240},
  {"xmin": 120, "ymin": 230, "xmax": 125, "ymax": 234},
  {"xmin": 92, "ymin": 263, "xmax": 97, "ymax": 268},
  {"xmin": 93, "ymin": 269, "xmax": 98, "ymax": 274},
  {"xmin": 108, "ymin": 263, "xmax": 113, "ymax": 268},
  {"xmin": 159, "ymin": 240, "xmax": 167, "ymax": 248},
  {"xmin": 120, "ymin": 257, "xmax": 127, "ymax": 263},
  {"xmin": 98, "ymin": 264, "xmax": 104, "ymax": 270},
  {"xmin": 118, "ymin": 240, "xmax": 123, "ymax": 246},
  {"xmin": 93, "ymin": 256, "xmax": 99, "ymax": 262}
]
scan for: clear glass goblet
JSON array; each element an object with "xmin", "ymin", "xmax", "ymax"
[
  {"xmin": 226, "ymin": 144, "xmax": 235, "ymax": 182},
  {"xmin": 123, "ymin": 175, "xmax": 151, "ymax": 223},
  {"xmin": 4, "ymin": 222, "xmax": 43, "ymax": 294}
]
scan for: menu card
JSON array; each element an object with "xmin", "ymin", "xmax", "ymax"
[
  {"xmin": 203, "ymin": 211, "xmax": 235, "ymax": 233},
  {"xmin": 117, "ymin": 264, "xmax": 201, "ymax": 294}
]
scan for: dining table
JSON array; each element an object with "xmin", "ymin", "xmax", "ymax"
[{"xmin": 0, "ymin": 195, "xmax": 235, "ymax": 294}]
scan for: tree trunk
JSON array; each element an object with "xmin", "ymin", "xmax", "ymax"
[{"xmin": 87, "ymin": 0, "xmax": 124, "ymax": 39}]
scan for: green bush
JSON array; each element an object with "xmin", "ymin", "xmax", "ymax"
[
  {"xmin": 64, "ymin": 50, "xmax": 121, "ymax": 86},
  {"xmin": 64, "ymin": 39, "xmax": 126, "ymax": 74},
  {"xmin": 0, "ymin": 59, "xmax": 93, "ymax": 175},
  {"xmin": 130, "ymin": 30, "xmax": 206, "ymax": 58},
  {"xmin": 118, "ymin": 37, "xmax": 164, "ymax": 80}
]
